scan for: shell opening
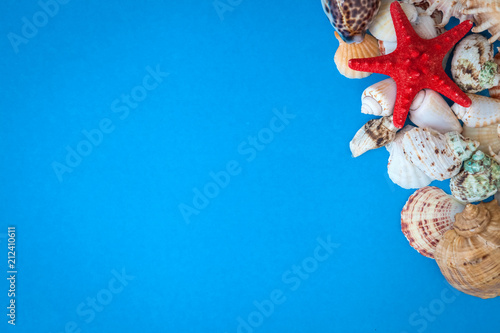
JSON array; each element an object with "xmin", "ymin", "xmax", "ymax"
[
  {"xmin": 410, "ymin": 90, "xmax": 426, "ymax": 111},
  {"xmin": 361, "ymin": 96, "xmax": 383, "ymax": 115}
]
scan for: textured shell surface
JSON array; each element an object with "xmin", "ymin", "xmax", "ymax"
[
  {"xmin": 435, "ymin": 201, "xmax": 500, "ymax": 299},
  {"xmin": 350, "ymin": 115, "xmax": 398, "ymax": 157},
  {"xmin": 361, "ymin": 78, "xmax": 397, "ymax": 116},
  {"xmin": 450, "ymin": 150, "xmax": 500, "ymax": 202},
  {"xmin": 402, "ymin": 128, "xmax": 478, "ymax": 181},
  {"xmin": 334, "ymin": 32, "xmax": 380, "ymax": 78},
  {"xmin": 401, "ymin": 186, "xmax": 465, "ymax": 258},
  {"xmin": 369, "ymin": 0, "xmax": 418, "ymax": 42},
  {"xmin": 410, "ymin": 0, "xmax": 472, "ymax": 27},
  {"xmin": 451, "ymin": 34, "xmax": 499, "ymax": 93},
  {"xmin": 409, "ymin": 89, "xmax": 462, "ymax": 134},
  {"xmin": 322, "ymin": 0, "xmax": 381, "ymax": 43},
  {"xmin": 451, "ymin": 94, "xmax": 500, "ymax": 127},
  {"xmin": 489, "ymin": 49, "xmax": 500, "ymax": 99},
  {"xmin": 462, "ymin": 124, "xmax": 500, "ymax": 154},
  {"xmin": 464, "ymin": 0, "xmax": 500, "ymax": 15},
  {"xmin": 411, "ymin": 11, "xmax": 439, "ymax": 39},
  {"xmin": 473, "ymin": 11, "xmax": 500, "ymax": 43},
  {"xmin": 386, "ymin": 126, "xmax": 433, "ymax": 189}
]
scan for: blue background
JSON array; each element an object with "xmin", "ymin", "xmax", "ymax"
[{"xmin": 2, "ymin": 1, "xmax": 500, "ymax": 332}]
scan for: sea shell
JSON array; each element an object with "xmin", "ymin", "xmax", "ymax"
[
  {"xmin": 350, "ymin": 115, "xmax": 398, "ymax": 157},
  {"xmin": 386, "ymin": 125, "xmax": 433, "ymax": 189},
  {"xmin": 462, "ymin": 124, "xmax": 500, "ymax": 154},
  {"xmin": 451, "ymin": 34, "xmax": 500, "ymax": 93},
  {"xmin": 463, "ymin": 0, "xmax": 500, "ymax": 15},
  {"xmin": 488, "ymin": 49, "xmax": 500, "ymax": 99},
  {"xmin": 361, "ymin": 78, "xmax": 397, "ymax": 116},
  {"xmin": 490, "ymin": 146, "xmax": 500, "ymax": 164},
  {"xmin": 451, "ymin": 94, "xmax": 500, "ymax": 127},
  {"xmin": 411, "ymin": 12, "xmax": 439, "ymax": 39},
  {"xmin": 412, "ymin": 1, "xmax": 445, "ymax": 31},
  {"xmin": 378, "ymin": 40, "xmax": 397, "ymax": 55},
  {"xmin": 334, "ymin": 32, "xmax": 380, "ymax": 79},
  {"xmin": 369, "ymin": 0, "xmax": 418, "ymax": 42},
  {"xmin": 401, "ymin": 186, "xmax": 465, "ymax": 258},
  {"xmin": 450, "ymin": 150, "xmax": 500, "ymax": 202},
  {"xmin": 435, "ymin": 200, "xmax": 500, "ymax": 299},
  {"xmin": 322, "ymin": 0, "xmax": 381, "ymax": 43},
  {"xmin": 409, "ymin": 0, "xmax": 473, "ymax": 27},
  {"xmin": 409, "ymin": 89, "xmax": 462, "ymax": 134},
  {"xmin": 402, "ymin": 128, "xmax": 479, "ymax": 181},
  {"xmin": 472, "ymin": 11, "xmax": 500, "ymax": 44}
]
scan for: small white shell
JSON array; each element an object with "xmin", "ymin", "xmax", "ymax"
[
  {"xmin": 409, "ymin": 89, "xmax": 462, "ymax": 134},
  {"xmin": 378, "ymin": 40, "xmax": 397, "ymax": 55},
  {"xmin": 361, "ymin": 78, "xmax": 397, "ymax": 116},
  {"xmin": 462, "ymin": 124, "xmax": 500, "ymax": 154},
  {"xmin": 451, "ymin": 94, "xmax": 500, "ymax": 128},
  {"xmin": 386, "ymin": 126, "xmax": 433, "ymax": 189},
  {"xmin": 370, "ymin": 0, "xmax": 418, "ymax": 42},
  {"xmin": 350, "ymin": 116, "xmax": 398, "ymax": 157},
  {"xmin": 451, "ymin": 34, "xmax": 500, "ymax": 93},
  {"xmin": 412, "ymin": 13, "xmax": 439, "ymax": 39}
]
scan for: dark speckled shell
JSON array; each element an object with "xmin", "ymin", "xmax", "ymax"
[{"xmin": 322, "ymin": 0, "xmax": 380, "ymax": 43}]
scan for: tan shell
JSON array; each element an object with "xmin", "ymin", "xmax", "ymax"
[
  {"xmin": 409, "ymin": 89, "xmax": 462, "ymax": 134},
  {"xmin": 361, "ymin": 78, "xmax": 397, "ymax": 116},
  {"xmin": 451, "ymin": 94, "xmax": 500, "ymax": 127},
  {"xmin": 386, "ymin": 126, "xmax": 433, "ymax": 189},
  {"xmin": 464, "ymin": 0, "xmax": 500, "ymax": 15},
  {"xmin": 435, "ymin": 201, "xmax": 500, "ymax": 299},
  {"xmin": 402, "ymin": 128, "xmax": 479, "ymax": 181},
  {"xmin": 350, "ymin": 116, "xmax": 398, "ymax": 157},
  {"xmin": 472, "ymin": 11, "xmax": 500, "ymax": 43},
  {"xmin": 401, "ymin": 186, "xmax": 465, "ymax": 258},
  {"xmin": 462, "ymin": 124, "xmax": 500, "ymax": 154},
  {"xmin": 334, "ymin": 32, "xmax": 380, "ymax": 79}
]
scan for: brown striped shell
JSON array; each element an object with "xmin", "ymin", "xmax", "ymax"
[
  {"xmin": 322, "ymin": 0, "xmax": 381, "ymax": 43},
  {"xmin": 401, "ymin": 186, "xmax": 465, "ymax": 258},
  {"xmin": 435, "ymin": 200, "xmax": 500, "ymax": 299}
]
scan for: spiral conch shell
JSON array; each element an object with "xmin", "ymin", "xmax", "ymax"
[
  {"xmin": 411, "ymin": 0, "xmax": 473, "ymax": 27},
  {"xmin": 334, "ymin": 32, "xmax": 380, "ymax": 79},
  {"xmin": 361, "ymin": 78, "xmax": 397, "ymax": 116},
  {"xmin": 350, "ymin": 115, "xmax": 398, "ymax": 157},
  {"xmin": 462, "ymin": 124, "xmax": 500, "ymax": 154},
  {"xmin": 369, "ymin": 0, "xmax": 418, "ymax": 42},
  {"xmin": 451, "ymin": 34, "xmax": 500, "ymax": 93},
  {"xmin": 451, "ymin": 94, "xmax": 500, "ymax": 128},
  {"xmin": 386, "ymin": 126, "xmax": 432, "ymax": 189},
  {"xmin": 450, "ymin": 150, "xmax": 500, "ymax": 202},
  {"xmin": 409, "ymin": 89, "xmax": 462, "ymax": 134},
  {"xmin": 322, "ymin": 0, "xmax": 381, "ymax": 43},
  {"xmin": 401, "ymin": 186, "xmax": 465, "ymax": 258},
  {"xmin": 435, "ymin": 200, "xmax": 500, "ymax": 299},
  {"xmin": 402, "ymin": 128, "xmax": 479, "ymax": 181}
]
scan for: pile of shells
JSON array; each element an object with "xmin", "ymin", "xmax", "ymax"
[{"xmin": 322, "ymin": 0, "xmax": 500, "ymax": 299}]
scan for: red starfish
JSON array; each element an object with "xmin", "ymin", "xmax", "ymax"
[{"xmin": 349, "ymin": 1, "xmax": 473, "ymax": 128}]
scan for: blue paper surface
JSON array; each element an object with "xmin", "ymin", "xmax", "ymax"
[{"xmin": 2, "ymin": 1, "xmax": 500, "ymax": 332}]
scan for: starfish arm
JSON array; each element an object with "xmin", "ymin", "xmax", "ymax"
[
  {"xmin": 392, "ymin": 83, "xmax": 420, "ymax": 128},
  {"xmin": 433, "ymin": 20, "xmax": 473, "ymax": 55},
  {"xmin": 348, "ymin": 54, "xmax": 395, "ymax": 75},
  {"xmin": 391, "ymin": 2, "xmax": 420, "ymax": 45},
  {"xmin": 432, "ymin": 74, "xmax": 472, "ymax": 107}
]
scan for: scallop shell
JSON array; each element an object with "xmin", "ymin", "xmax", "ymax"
[
  {"xmin": 350, "ymin": 115, "xmax": 398, "ymax": 157},
  {"xmin": 462, "ymin": 124, "xmax": 500, "ymax": 154},
  {"xmin": 435, "ymin": 200, "xmax": 500, "ymax": 299},
  {"xmin": 488, "ymin": 49, "xmax": 500, "ymax": 99},
  {"xmin": 322, "ymin": 0, "xmax": 381, "ymax": 43},
  {"xmin": 378, "ymin": 40, "xmax": 397, "ymax": 55},
  {"xmin": 402, "ymin": 128, "xmax": 479, "ymax": 181},
  {"xmin": 401, "ymin": 186, "xmax": 465, "ymax": 258},
  {"xmin": 472, "ymin": 11, "xmax": 500, "ymax": 44},
  {"xmin": 411, "ymin": 0, "xmax": 473, "ymax": 27},
  {"xmin": 386, "ymin": 125, "xmax": 433, "ymax": 189},
  {"xmin": 369, "ymin": 0, "xmax": 418, "ymax": 42},
  {"xmin": 450, "ymin": 150, "xmax": 500, "ymax": 202},
  {"xmin": 409, "ymin": 89, "xmax": 462, "ymax": 134},
  {"xmin": 412, "ymin": 12, "xmax": 439, "ymax": 39},
  {"xmin": 451, "ymin": 34, "xmax": 500, "ymax": 93},
  {"xmin": 451, "ymin": 94, "xmax": 500, "ymax": 127},
  {"xmin": 361, "ymin": 78, "xmax": 397, "ymax": 116},
  {"xmin": 334, "ymin": 32, "xmax": 380, "ymax": 79}
]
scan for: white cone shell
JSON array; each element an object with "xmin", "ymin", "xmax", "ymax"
[
  {"xmin": 361, "ymin": 78, "xmax": 397, "ymax": 116},
  {"xmin": 452, "ymin": 94, "xmax": 500, "ymax": 127},
  {"xmin": 386, "ymin": 126, "xmax": 433, "ymax": 189},
  {"xmin": 409, "ymin": 89, "xmax": 462, "ymax": 134}
]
